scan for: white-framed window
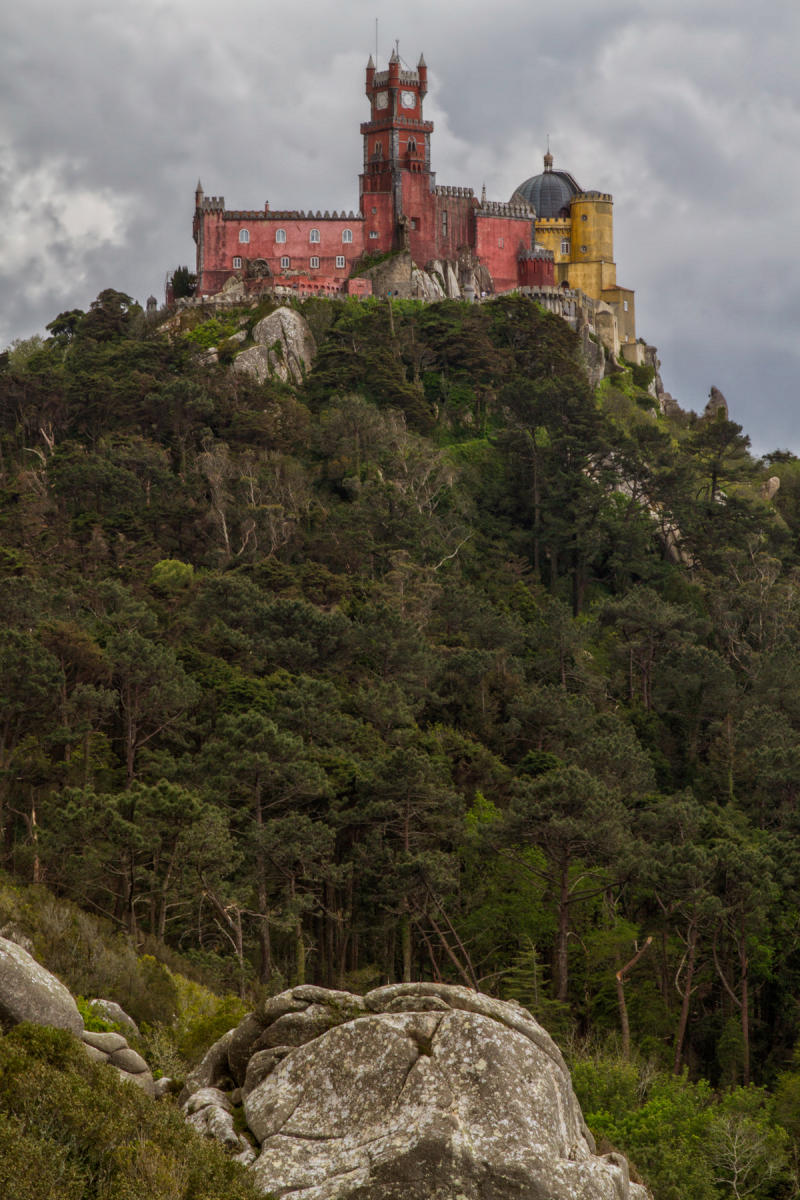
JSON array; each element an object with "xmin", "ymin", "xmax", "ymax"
[
  {"xmin": 275, "ymin": 228, "xmax": 286, "ymax": 243},
  {"xmin": 310, "ymin": 256, "xmax": 320, "ymax": 269},
  {"xmin": 369, "ymin": 231, "xmax": 379, "ymax": 239},
  {"xmin": 335, "ymin": 255, "xmax": 345, "ymax": 269},
  {"xmin": 232, "ymin": 256, "xmax": 242, "ymax": 269},
  {"xmin": 280, "ymin": 256, "xmax": 290, "ymax": 269},
  {"xmin": 309, "ymin": 228, "xmax": 320, "ymax": 243},
  {"xmin": 238, "ymin": 228, "xmax": 250, "ymax": 244},
  {"xmin": 560, "ymin": 239, "xmax": 570, "ymax": 254},
  {"xmin": 342, "ymin": 228, "xmax": 353, "ymax": 243}
]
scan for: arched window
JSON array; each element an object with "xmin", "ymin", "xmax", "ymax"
[
  {"xmin": 374, "ymin": 141, "xmax": 383, "ymax": 158},
  {"xmin": 342, "ymin": 229, "xmax": 353, "ymax": 244},
  {"xmin": 238, "ymin": 229, "xmax": 250, "ymax": 244},
  {"xmin": 280, "ymin": 256, "xmax": 290, "ymax": 269},
  {"xmin": 407, "ymin": 137, "xmax": 417, "ymax": 153},
  {"xmin": 275, "ymin": 228, "xmax": 286, "ymax": 243},
  {"xmin": 232, "ymin": 256, "xmax": 242, "ymax": 269},
  {"xmin": 309, "ymin": 228, "xmax": 320, "ymax": 243}
]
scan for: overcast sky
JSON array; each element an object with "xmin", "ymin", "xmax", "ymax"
[{"xmin": 2, "ymin": 0, "xmax": 799, "ymax": 453}]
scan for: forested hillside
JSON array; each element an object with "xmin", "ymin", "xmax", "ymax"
[{"xmin": 3, "ymin": 288, "xmax": 800, "ymax": 1197}]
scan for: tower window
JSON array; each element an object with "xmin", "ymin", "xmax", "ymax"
[
  {"xmin": 498, "ymin": 237, "xmax": 504, "ymax": 249},
  {"xmin": 441, "ymin": 211, "xmax": 448, "ymax": 236},
  {"xmin": 580, "ymin": 245, "xmax": 587, "ymax": 253},
  {"xmin": 238, "ymin": 229, "xmax": 250, "ymax": 244},
  {"xmin": 369, "ymin": 231, "xmax": 379, "ymax": 239},
  {"xmin": 335, "ymin": 255, "xmax": 346, "ymax": 269},
  {"xmin": 310, "ymin": 256, "xmax": 320, "ymax": 269},
  {"xmin": 232, "ymin": 256, "xmax": 242, "ymax": 269},
  {"xmin": 280, "ymin": 256, "xmax": 290, "ymax": 269},
  {"xmin": 624, "ymin": 300, "xmax": 629, "ymax": 312},
  {"xmin": 407, "ymin": 137, "xmax": 417, "ymax": 153},
  {"xmin": 342, "ymin": 228, "xmax": 353, "ymax": 243},
  {"xmin": 581, "ymin": 213, "xmax": 588, "ymax": 221},
  {"xmin": 275, "ymin": 228, "xmax": 287, "ymax": 243},
  {"xmin": 560, "ymin": 239, "xmax": 570, "ymax": 254},
  {"xmin": 309, "ymin": 228, "xmax": 320, "ymax": 243}
]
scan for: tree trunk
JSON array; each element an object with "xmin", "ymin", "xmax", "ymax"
[
  {"xmin": 401, "ymin": 911, "xmax": 412, "ymax": 983},
  {"xmin": 673, "ymin": 926, "xmax": 697, "ymax": 1074},
  {"xmin": 556, "ymin": 861, "xmax": 570, "ymax": 1002}
]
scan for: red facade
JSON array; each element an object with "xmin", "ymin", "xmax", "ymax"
[{"xmin": 193, "ymin": 53, "xmax": 554, "ymax": 298}]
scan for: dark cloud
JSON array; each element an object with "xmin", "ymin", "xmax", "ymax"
[{"xmin": 2, "ymin": 0, "xmax": 798, "ymax": 452}]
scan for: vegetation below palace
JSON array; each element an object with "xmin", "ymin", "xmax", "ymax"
[{"xmin": 5, "ymin": 288, "xmax": 800, "ymax": 1196}]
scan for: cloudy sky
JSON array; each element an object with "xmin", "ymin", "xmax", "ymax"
[{"xmin": 2, "ymin": 0, "xmax": 799, "ymax": 453}]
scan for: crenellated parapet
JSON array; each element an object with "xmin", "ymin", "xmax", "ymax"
[
  {"xmin": 477, "ymin": 199, "xmax": 534, "ymax": 219},
  {"xmin": 435, "ymin": 185, "xmax": 475, "ymax": 199},
  {"xmin": 519, "ymin": 247, "xmax": 555, "ymax": 262},
  {"xmin": 219, "ymin": 210, "xmax": 362, "ymax": 222}
]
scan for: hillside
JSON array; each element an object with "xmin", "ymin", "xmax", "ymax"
[{"xmin": 3, "ymin": 288, "xmax": 800, "ymax": 1197}]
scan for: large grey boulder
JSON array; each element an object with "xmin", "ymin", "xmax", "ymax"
[
  {"xmin": 0, "ymin": 936, "xmax": 83, "ymax": 1035},
  {"xmin": 241, "ymin": 982, "xmax": 648, "ymax": 1200},
  {"xmin": 234, "ymin": 307, "xmax": 317, "ymax": 385}
]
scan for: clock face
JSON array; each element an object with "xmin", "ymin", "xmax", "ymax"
[
  {"xmin": 401, "ymin": 90, "xmax": 416, "ymax": 109},
  {"xmin": 375, "ymin": 91, "xmax": 388, "ymax": 110}
]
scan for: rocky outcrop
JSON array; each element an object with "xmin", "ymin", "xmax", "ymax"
[
  {"xmin": 0, "ymin": 936, "xmax": 84, "ymax": 1035},
  {"xmin": 0, "ymin": 935, "xmax": 156, "ymax": 1095},
  {"xmin": 183, "ymin": 981, "xmax": 648, "ymax": 1199},
  {"xmin": 81, "ymin": 1028, "xmax": 156, "ymax": 1097},
  {"xmin": 705, "ymin": 385, "xmax": 728, "ymax": 419},
  {"xmin": 88, "ymin": 997, "xmax": 139, "ymax": 1037},
  {"xmin": 234, "ymin": 307, "xmax": 317, "ymax": 385}
]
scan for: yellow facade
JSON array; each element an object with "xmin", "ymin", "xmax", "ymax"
[{"xmin": 533, "ymin": 190, "xmax": 636, "ymax": 345}]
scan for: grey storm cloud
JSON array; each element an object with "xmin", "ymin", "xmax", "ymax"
[{"xmin": 2, "ymin": 0, "xmax": 799, "ymax": 453}]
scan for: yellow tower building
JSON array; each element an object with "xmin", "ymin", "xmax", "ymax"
[{"xmin": 514, "ymin": 152, "xmax": 636, "ymax": 352}]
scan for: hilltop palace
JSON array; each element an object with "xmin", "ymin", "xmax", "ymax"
[{"xmin": 191, "ymin": 50, "xmax": 641, "ymax": 362}]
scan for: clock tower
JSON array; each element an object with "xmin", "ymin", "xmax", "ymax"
[{"xmin": 359, "ymin": 49, "xmax": 434, "ymax": 255}]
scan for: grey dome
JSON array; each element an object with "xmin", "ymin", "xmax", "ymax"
[{"xmin": 514, "ymin": 154, "xmax": 581, "ymax": 219}]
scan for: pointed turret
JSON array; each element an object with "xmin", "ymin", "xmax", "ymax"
[
  {"xmin": 195, "ymin": 179, "xmax": 204, "ymax": 209},
  {"xmin": 418, "ymin": 52, "xmax": 428, "ymax": 98},
  {"xmin": 365, "ymin": 54, "xmax": 375, "ymax": 95}
]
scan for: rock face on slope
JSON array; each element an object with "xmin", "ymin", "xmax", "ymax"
[
  {"xmin": 0, "ymin": 935, "xmax": 84, "ymax": 1035},
  {"xmin": 0, "ymin": 934, "xmax": 155, "ymax": 1094},
  {"xmin": 184, "ymin": 981, "xmax": 648, "ymax": 1199},
  {"xmin": 233, "ymin": 307, "xmax": 317, "ymax": 384}
]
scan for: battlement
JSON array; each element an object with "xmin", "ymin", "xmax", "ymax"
[
  {"xmin": 361, "ymin": 118, "xmax": 434, "ymax": 133},
  {"xmin": 477, "ymin": 199, "xmax": 534, "ymax": 219},
  {"xmin": 519, "ymin": 247, "xmax": 555, "ymax": 262},
  {"xmin": 218, "ymin": 209, "xmax": 362, "ymax": 222},
  {"xmin": 200, "ymin": 196, "xmax": 225, "ymax": 212},
  {"xmin": 372, "ymin": 69, "xmax": 421, "ymax": 87},
  {"xmin": 435, "ymin": 185, "xmax": 474, "ymax": 199},
  {"xmin": 574, "ymin": 191, "xmax": 613, "ymax": 203}
]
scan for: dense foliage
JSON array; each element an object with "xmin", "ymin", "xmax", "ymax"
[
  {"xmin": 0, "ymin": 1023, "xmax": 265, "ymax": 1200},
  {"xmin": 4, "ymin": 287, "xmax": 800, "ymax": 1195}
]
